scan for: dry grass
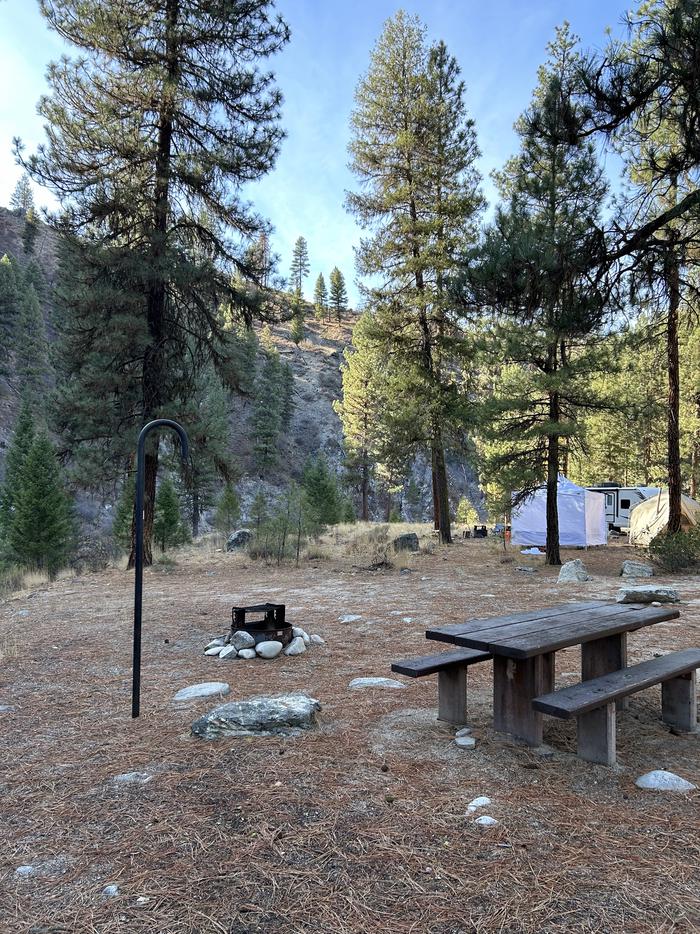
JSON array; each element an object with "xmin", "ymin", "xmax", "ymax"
[{"xmin": 0, "ymin": 538, "xmax": 698, "ymax": 932}]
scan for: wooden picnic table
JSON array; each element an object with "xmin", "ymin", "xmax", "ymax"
[{"xmin": 425, "ymin": 600, "xmax": 681, "ymax": 746}]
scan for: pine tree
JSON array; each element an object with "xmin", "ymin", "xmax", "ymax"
[
  {"xmin": 10, "ymin": 174, "xmax": 34, "ymax": 215},
  {"xmin": 347, "ymin": 12, "xmax": 483, "ymax": 543},
  {"xmin": 8, "ymin": 434, "xmax": 73, "ymax": 577},
  {"xmin": 0, "ymin": 400, "xmax": 35, "ymax": 548},
  {"xmin": 17, "ymin": 0, "xmax": 289, "ymax": 566},
  {"xmin": 0, "ymin": 254, "xmax": 19, "ymax": 378},
  {"xmin": 328, "ymin": 267, "xmax": 347, "ymax": 322},
  {"xmin": 153, "ymin": 477, "xmax": 188, "ymax": 552},
  {"xmin": 15, "ymin": 283, "xmax": 50, "ymax": 407},
  {"xmin": 289, "ymin": 236, "xmax": 310, "ymax": 295},
  {"xmin": 249, "ymin": 489, "xmax": 269, "ymax": 531},
  {"xmin": 301, "ymin": 455, "xmax": 342, "ymax": 534},
  {"xmin": 214, "ymin": 483, "xmax": 241, "ymax": 533},
  {"xmin": 313, "ymin": 273, "xmax": 328, "ymax": 321},
  {"xmin": 22, "ymin": 208, "xmax": 39, "ymax": 256},
  {"xmin": 251, "ymin": 346, "xmax": 284, "ymax": 474},
  {"xmin": 112, "ymin": 471, "xmax": 136, "ymax": 551},
  {"xmin": 290, "ymin": 289, "xmax": 305, "ymax": 345}
]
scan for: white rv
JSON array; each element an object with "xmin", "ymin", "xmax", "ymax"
[{"xmin": 586, "ymin": 484, "xmax": 661, "ymax": 532}]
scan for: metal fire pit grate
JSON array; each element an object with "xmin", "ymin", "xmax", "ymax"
[{"xmin": 231, "ymin": 603, "xmax": 292, "ymax": 647}]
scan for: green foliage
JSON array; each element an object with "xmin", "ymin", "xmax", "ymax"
[
  {"xmin": 10, "ymin": 174, "xmax": 34, "ymax": 215},
  {"xmin": 647, "ymin": 528, "xmax": 700, "ymax": 572},
  {"xmin": 313, "ymin": 273, "xmax": 328, "ymax": 321},
  {"xmin": 16, "ymin": 283, "xmax": 50, "ymax": 407},
  {"xmin": 251, "ymin": 340, "xmax": 294, "ymax": 474},
  {"xmin": 7, "ymin": 434, "xmax": 73, "ymax": 577},
  {"xmin": 153, "ymin": 477, "xmax": 189, "ymax": 552},
  {"xmin": 290, "ymin": 289, "xmax": 305, "ymax": 345},
  {"xmin": 0, "ymin": 253, "xmax": 19, "ymax": 376},
  {"xmin": 455, "ymin": 496, "xmax": 479, "ymax": 526},
  {"xmin": 301, "ymin": 455, "xmax": 343, "ymax": 534},
  {"xmin": 249, "ymin": 489, "xmax": 269, "ymax": 532},
  {"xmin": 328, "ymin": 267, "xmax": 347, "ymax": 321},
  {"xmin": 112, "ymin": 472, "xmax": 136, "ymax": 551},
  {"xmin": 214, "ymin": 482, "xmax": 241, "ymax": 533},
  {"xmin": 250, "ymin": 483, "xmax": 306, "ymax": 565},
  {"xmin": 22, "ymin": 208, "xmax": 39, "ymax": 255},
  {"xmin": 289, "ymin": 237, "xmax": 310, "ymax": 295},
  {"xmin": 0, "ymin": 400, "xmax": 36, "ymax": 547}
]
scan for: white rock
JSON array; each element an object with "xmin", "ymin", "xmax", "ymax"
[
  {"xmin": 348, "ymin": 677, "xmax": 406, "ymax": 690},
  {"xmin": 218, "ymin": 646, "xmax": 238, "ymax": 661},
  {"xmin": 284, "ymin": 636, "xmax": 306, "ymax": 656},
  {"xmin": 402, "ymin": 617, "xmax": 414, "ymax": 623},
  {"xmin": 634, "ymin": 770, "xmax": 697, "ymax": 792},
  {"xmin": 557, "ymin": 559, "xmax": 591, "ymax": 583},
  {"xmin": 256, "ymin": 640, "xmax": 283, "ymax": 659},
  {"xmin": 15, "ymin": 866, "xmax": 34, "ymax": 877},
  {"xmin": 231, "ymin": 630, "xmax": 256, "ymax": 651},
  {"xmin": 205, "ymin": 646, "xmax": 224, "ymax": 657},
  {"xmin": 339, "ymin": 614, "xmax": 362, "ymax": 623},
  {"xmin": 238, "ymin": 648, "xmax": 257, "ymax": 660},
  {"xmin": 474, "ymin": 815, "xmax": 499, "ymax": 827},
  {"xmin": 620, "ymin": 560, "xmax": 654, "ymax": 579},
  {"xmin": 292, "ymin": 626, "xmax": 311, "ymax": 645},
  {"xmin": 455, "ymin": 727, "xmax": 472, "ymax": 737},
  {"xmin": 113, "ymin": 771, "xmax": 152, "ymax": 785},
  {"xmin": 309, "ymin": 634, "xmax": 326, "ymax": 645},
  {"xmin": 205, "ymin": 638, "xmax": 225, "ymax": 650},
  {"xmin": 0, "ymin": 704, "xmax": 16, "ymax": 713},
  {"xmin": 102, "ymin": 884, "xmax": 120, "ymax": 898},
  {"xmin": 617, "ymin": 585, "xmax": 680, "ymax": 604},
  {"xmin": 173, "ymin": 682, "xmax": 230, "ymax": 703},
  {"xmin": 455, "ymin": 736, "xmax": 476, "ymax": 749},
  {"xmin": 467, "ymin": 796, "xmax": 492, "ymax": 812}
]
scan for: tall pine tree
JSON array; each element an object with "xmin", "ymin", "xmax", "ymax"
[
  {"xmin": 313, "ymin": 273, "xmax": 328, "ymax": 321},
  {"xmin": 289, "ymin": 236, "xmax": 310, "ymax": 295},
  {"xmin": 328, "ymin": 267, "xmax": 347, "ymax": 322}
]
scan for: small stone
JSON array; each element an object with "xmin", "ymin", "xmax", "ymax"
[
  {"xmin": 617, "ymin": 585, "xmax": 680, "ymax": 604},
  {"xmin": 15, "ymin": 866, "xmax": 34, "ymax": 877},
  {"xmin": 455, "ymin": 736, "xmax": 476, "ymax": 749},
  {"xmin": 557, "ymin": 559, "xmax": 591, "ymax": 583},
  {"xmin": 515, "ymin": 567, "xmax": 536, "ymax": 574},
  {"xmin": 455, "ymin": 727, "xmax": 472, "ymax": 737},
  {"xmin": 474, "ymin": 815, "xmax": 499, "ymax": 828},
  {"xmin": 467, "ymin": 796, "xmax": 492, "ymax": 812},
  {"xmin": 339, "ymin": 614, "xmax": 362, "ymax": 623},
  {"xmin": 348, "ymin": 677, "xmax": 406, "ymax": 690},
  {"xmin": 218, "ymin": 646, "xmax": 238, "ymax": 661},
  {"xmin": 292, "ymin": 626, "xmax": 311, "ymax": 645},
  {"xmin": 309, "ymin": 634, "xmax": 326, "ymax": 645},
  {"xmin": 635, "ymin": 770, "xmax": 697, "ymax": 792},
  {"xmin": 205, "ymin": 646, "xmax": 223, "ymax": 657},
  {"xmin": 402, "ymin": 617, "xmax": 414, "ymax": 623},
  {"xmin": 231, "ymin": 630, "xmax": 256, "ymax": 651},
  {"xmin": 284, "ymin": 636, "xmax": 306, "ymax": 656},
  {"xmin": 136, "ymin": 896, "xmax": 150, "ymax": 906},
  {"xmin": 620, "ymin": 560, "xmax": 654, "ymax": 579},
  {"xmin": 0, "ymin": 705, "xmax": 16, "ymax": 713},
  {"xmin": 238, "ymin": 648, "xmax": 256, "ymax": 660},
  {"xmin": 256, "ymin": 640, "xmax": 283, "ymax": 659},
  {"xmin": 205, "ymin": 638, "xmax": 225, "ymax": 650},
  {"xmin": 173, "ymin": 682, "xmax": 230, "ymax": 703},
  {"xmin": 113, "ymin": 771, "xmax": 152, "ymax": 785},
  {"xmin": 102, "ymin": 884, "xmax": 120, "ymax": 898}
]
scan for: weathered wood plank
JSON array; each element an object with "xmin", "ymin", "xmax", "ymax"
[
  {"xmin": 533, "ymin": 649, "xmax": 700, "ymax": 718},
  {"xmin": 467, "ymin": 606, "xmax": 680, "ymax": 659},
  {"xmin": 438, "ymin": 667, "xmax": 467, "ymax": 725},
  {"xmin": 426, "ymin": 601, "xmax": 606, "ymax": 643},
  {"xmin": 662, "ymin": 670, "xmax": 698, "ymax": 732},
  {"xmin": 493, "ymin": 652, "xmax": 555, "ymax": 746},
  {"xmin": 391, "ymin": 648, "xmax": 491, "ymax": 678},
  {"xmin": 577, "ymin": 703, "xmax": 616, "ymax": 765},
  {"xmin": 582, "ymin": 633, "xmax": 629, "ymax": 711}
]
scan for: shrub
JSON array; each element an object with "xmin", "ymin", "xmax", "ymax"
[{"xmin": 647, "ymin": 528, "xmax": 700, "ymax": 571}]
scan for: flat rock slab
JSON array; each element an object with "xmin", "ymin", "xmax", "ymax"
[
  {"xmin": 173, "ymin": 682, "xmax": 230, "ymax": 703},
  {"xmin": 191, "ymin": 693, "xmax": 322, "ymax": 739},
  {"xmin": 635, "ymin": 770, "xmax": 697, "ymax": 792},
  {"xmin": 349, "ymin": 677, "xmax": 406, "ymax": 690},
  {"xmin": 0, "ymin": 705, "xmax": 16, "ymax": 713},
  {"xmin": 617, "ymin": 585, "xmax": 680, "ymax": 604},
  {"xmin": 620, "ymin": 560, "xmax": 654, "ymax": 579}
]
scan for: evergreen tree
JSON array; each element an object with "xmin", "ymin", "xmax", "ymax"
[
  {"xmin": 0, "ymin": 400, "xmax": 36, "ymax": 548},
  {"xmin": 10, "ymin": 174, "xmax": 34, "ymax": 215},
  {"xmin": 301, "ymin": 455, "xmax": 342, "ymax": 534},
  {"xmin": 0, "ymin": 254, "xmax": 19, "ymax": 378},
  {"xmin": 18, "ymin": 0, "xmax": 289, "ymax": 566},
  {"xmin": 328, "ymin": 267, "xmax": 347, "ymax": 322},
  {"xmin": 8, "ymin": 433, "xmax": 73, "ymax": 577},
  {"xmin": 153, "ymin": 477, "xmax": 188, "ymax": 552},
  {"xmin": 214, "ymin": 482, "xmax": 241, "ymax": 533},
  {"xmin": 290, "ymin": 289, "xmax": 305, "ymax": 345},
  {"xmin": 313, "ymin": 273, "xmax": 328, "ymax": 321},
  {"xmin": 289, "ymin": 236, "xmax": 310, "ymax": 295},
  {"xmin": 112, "ymin": 471, "xmax": 136, "ymax": 551},
  {"xmin": 22, "ymin": 208, "xmax": 39, "ymax": 256},
  {"xmin": 347, "ymin": 12, "xmax": 483, "ymax": 543},
  {"xmin": 251, "ymin": 340, "xmax": 293, "ymax": 474},
  {"xmin": 249, "ymin": 489, "xmax": 269, "ymax": 531},
  {"xmin": 15, "ymin": 283, "xmax": 50, "ymax": 407}
]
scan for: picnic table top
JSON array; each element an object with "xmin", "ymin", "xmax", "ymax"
[{"xmin": 425, "ymin": 600, "xmax": 681, "ymax": 660}]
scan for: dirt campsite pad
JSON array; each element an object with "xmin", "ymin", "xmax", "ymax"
[{"xmin": 1, "ymin": 536, "xmax": 699, "ymax": 932}]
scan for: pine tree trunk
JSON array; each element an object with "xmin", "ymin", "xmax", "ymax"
[
  {"xmin": 666, "ymin": 245, "xmax": 682, "ymax": 534},
  {"xmin": 546, "ymin": 389, "xmax": 561, "ymax": 566},
  {"xmin": 361, "ymin": 457, "xmax": 369, "ymax": 521},
  {"xmin": 432, "ymin": 442, "xmax": 452, "ymax": 544},
  {"xmin": 431, "ymin": 467, "xmax": 439, "ymax": 530},
  {"xmin": 690, "ymin": 393, "xmax": 700, "ymax": 499}
]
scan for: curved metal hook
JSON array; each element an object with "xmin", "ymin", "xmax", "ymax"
[{"xmin": 132, "ymin": 419, "xmax": 189, "ymax": 718}]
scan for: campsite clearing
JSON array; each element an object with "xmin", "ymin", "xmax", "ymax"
[{"xmin": 1, "ymin": 536, "xmax": 698, "ymax": 933}]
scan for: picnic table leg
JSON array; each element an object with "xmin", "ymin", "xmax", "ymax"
[
  {"xmin": 437, "ymin": 667, "xmax": 467, "ymax": 725},
  {"xmin": 581, "ymin": 634, "xmax": 628, "ymax": 710},
  {"xmin": 493, "ymin": 652, "xmax": 554, "ymax": 746},
  {"xmin": 661, "ymin": 670, "xmax": 698, "ymax": 732}
]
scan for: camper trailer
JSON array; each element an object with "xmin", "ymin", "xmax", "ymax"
[{"xmin": 586, "ymin": 483, "xmax": 660, "ymax": 532}]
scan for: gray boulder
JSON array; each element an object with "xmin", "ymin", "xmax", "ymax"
[
  {"xmin": 231, "ymin": 629, "xmax": 256, "ymax": 651},
  {"xmin": 191, "ymin": 693, "xmax": 322, "ymax": 739},
  {"xmin": 218, "ymin": 646, "xmax": 238, "ymax": 661},
  {"xmin": 256, "ymin": 640, "xmax": 283, "ymax": 659},
  {"xmin": 206, "ymin": 638, "xmax": 225, "ymax": 650},
  {"xmin": 173, "ymin": 682, "xmax": 230, "ymax": 703},
  {"xmin": 292, "ymin": 626, "xmax": 311, "ymax": 645},
  {"xmin": 349, "ymin": 677, "xmax": 406, "ymax": 690},
  {"xmin": 620, "ymin": 560, "xmax": 654, "ymax": 579},
  {"xmin": 392, "ymin": 532, "xmax": 419, "ymax": 553},
  {"xmin": 226, "ymin": 529, "xmax": 252, "ymax": 552},
  {"xmin": 635, "ymin": 770, "xmax": 696, "ymax": 792},
  {"xmin": 616, "ymin": 584, "xmax": 680, "ymax": 604},
  {"xmin": 238, "ymin": 648, "xmax": 256, "ymax": 660},
  {"xmin": 284, "ymin": 636, "xmax": 306, "ymax": 656},
  {"xmin": 557, "ymin": 559, "xmax": 591, "ymax": 583}
]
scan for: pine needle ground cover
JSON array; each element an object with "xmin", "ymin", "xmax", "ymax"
[{"xmin": 1, "ymin": 541, "xmax": 698, "ymax": 933}]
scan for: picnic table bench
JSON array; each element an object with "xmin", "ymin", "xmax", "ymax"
[
  {"xmin": 391, "ymin": 648, "xmax": 491, "ymax": 725},
  {"xmin": 420, "ymin": 600, "xmax": 696, "ymax": 760}
]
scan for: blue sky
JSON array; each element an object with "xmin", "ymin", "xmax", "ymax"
[{"xmin": 0, "ymin": 0, "xmax": 629, "ymax": 305}]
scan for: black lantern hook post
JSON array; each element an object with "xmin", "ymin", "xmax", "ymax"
[{"xmin": 132, "ymin": 418, "xmax": 189, "ymax": 718}]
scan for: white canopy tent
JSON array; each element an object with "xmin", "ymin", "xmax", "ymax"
[{"xmin": 511, "ymin": 476, "xmax": 607, "ymax": 547}]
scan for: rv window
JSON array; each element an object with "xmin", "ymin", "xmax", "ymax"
[
  {"xmin": 606, "ymin": 494, "xmax": 613, "ymax": 505},
  {"xmin": 620, "ymin": 498, "xmax": 631, "ymax": 510}
]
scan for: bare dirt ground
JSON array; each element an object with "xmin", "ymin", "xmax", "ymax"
[{"xmin": 1, "ymin": 537, "xmax": 699, "ymax": 933}]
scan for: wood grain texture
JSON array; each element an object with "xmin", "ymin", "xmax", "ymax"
[{"xmin": 391, "ymin": 648, "xmax": 491, "ymax": 678}]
